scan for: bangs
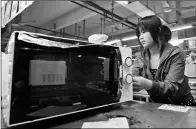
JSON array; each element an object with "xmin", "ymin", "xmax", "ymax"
[
  {"xmin": 136, "ymin": 23, "xmax": 149, "ymax": 37},
  {"xmin": 135, "ymin": 15, "xmax": 161, "ymax": 38}
]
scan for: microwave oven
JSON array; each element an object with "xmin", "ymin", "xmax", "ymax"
[{"xmin": 1, "ymin": 31, "xmax": 133, "ymax": 127}]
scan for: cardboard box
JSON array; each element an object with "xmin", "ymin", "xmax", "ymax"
[{"xmin": 185, "ymin": 63, "xmax": 196, "ymax": 77}]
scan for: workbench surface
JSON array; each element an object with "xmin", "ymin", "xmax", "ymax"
[{"xmin": 12, "ymin": 100, "xmax": 196, "ymax": 128}]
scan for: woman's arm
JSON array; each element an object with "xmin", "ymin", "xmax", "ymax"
[
  {"xmin": 148, "ymin": 51, "xmax": 185, "ymax": 97},
  {"xmin": 132, "ymin": 56, "xmax": 142, "ymax": 76},
  {"xmin": 132, "ymin": 56, "xmax": 144, "ymax": 92}
]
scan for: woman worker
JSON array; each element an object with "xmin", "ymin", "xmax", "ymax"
[{"xmin": 132, "ymin": 15, "xmax": 196, "ymax": 106}]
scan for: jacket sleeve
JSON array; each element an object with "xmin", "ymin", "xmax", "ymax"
[{"xmin": 148, "ymin": 51, "xmax": 185, "ymax": 97}]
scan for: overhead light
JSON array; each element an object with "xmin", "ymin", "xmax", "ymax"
[
  {"xmin": 131, "ymin": 45, "xmax": 140, "ymax": 48},
  {"xmin": 170, "ymin": 39, "xmax": 184, "ymax": 46},
  {"xmin": 121, "ymin": 25, "xmax": 193, "ymax": 42},
  {"xmin": 116, "ymin": 1, "xmax": 129, "ymax": 5},
  {"xmin": 170, "ymin": 36, "xmax": 196, "ymax": 46},
  {"xmin": 171, "ymin": 25, "xmax": 193, "ymax": 32},
  {"xmin": 106, "ymin": 36, "xmax": 137, "ymax": 45},
  {"xmin": 122, "ymin": 36, "xmax": 137, "ymax": 41},
  {"xmin": 106, "ymin": 39, "xmax": 120, "ymax": 45},
  {"xmin": 179, "ymin": 36, "xmax": 196, "ymax": 41},
  {"xmin": 106, "ymin": 24, "xmax": 193, "ymax": 45},
  {"xmin": 98, "ymin": 57, "xmax": 106, "ymax": 60}
]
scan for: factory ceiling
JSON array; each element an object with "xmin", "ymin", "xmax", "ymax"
[{"xmin": 1, "ymin": 1, "xmax": 196, "ymax": 45}]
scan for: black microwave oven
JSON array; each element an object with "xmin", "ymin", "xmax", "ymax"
[{"xmin": 1, "ymin": 31, "xmax": 133, "ymax": 127}]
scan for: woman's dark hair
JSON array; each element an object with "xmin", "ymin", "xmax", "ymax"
[
  {"xmin": 135, "ymin": 15, "xmax": 172, "ymax": 58},
  {"xmin": 161, "ymin": 25, "xmax": 172, "ymax": 42}
]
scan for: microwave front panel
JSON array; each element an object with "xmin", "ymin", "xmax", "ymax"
[{"xmin": 5, "ymin": 38, "xmax": 122, "ymax": 127}]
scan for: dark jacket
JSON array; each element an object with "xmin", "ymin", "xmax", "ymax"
[{"xmin": 132, "ymin": 43, "xmax": 193, "ymax": 105}]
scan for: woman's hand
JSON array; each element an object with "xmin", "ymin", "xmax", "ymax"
[{"xmin": 133, "ymin": 76, "xmax": 153, "ymax": 91}]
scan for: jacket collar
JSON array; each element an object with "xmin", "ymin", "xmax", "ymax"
[
  {"xmin": 138, "ymin": 43, "xmax": 178, "ymax": 66},
  {"xmin": 159, "ymin": 43, "xmax": 177, "ymax": 64}
]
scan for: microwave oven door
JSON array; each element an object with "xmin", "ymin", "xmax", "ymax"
[{"xmin": 2, "ymin": 31, "xmax": 121, "ymax": 127}]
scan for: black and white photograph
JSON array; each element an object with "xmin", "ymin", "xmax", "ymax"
[{"xmin": 1, "ymin": 1, "xmax": 196, "ymax": 128}]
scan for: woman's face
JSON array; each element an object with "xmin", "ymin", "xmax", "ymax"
[{"xmin": 139, "ymin": 30, "xmax": 155, "ymax": 49}]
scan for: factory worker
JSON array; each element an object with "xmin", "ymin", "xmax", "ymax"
[{"xmin": 132, "ymin": 15, "xmax": 196, "ymax": 106}]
